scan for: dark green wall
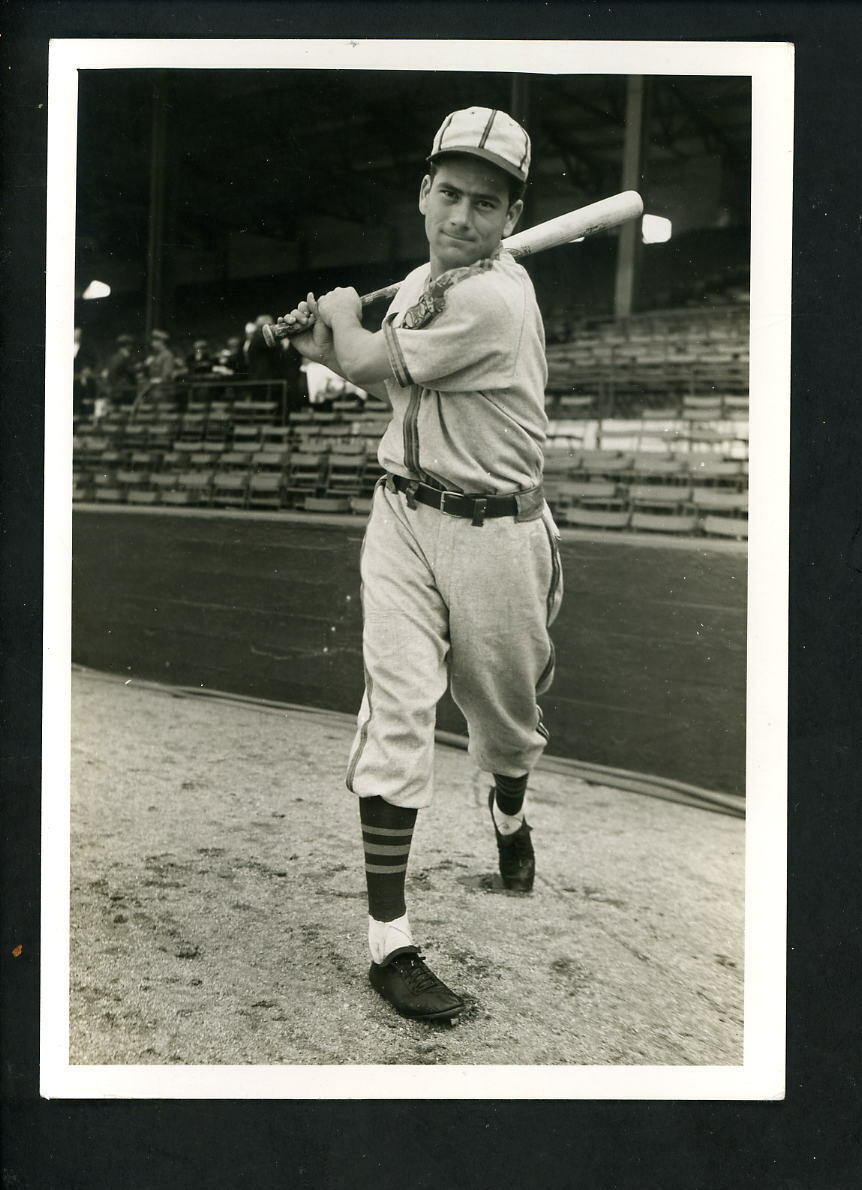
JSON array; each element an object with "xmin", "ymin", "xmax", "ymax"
[{"xmin": 72, "ymin": 509, "xmax": 747, "ymax": 794}]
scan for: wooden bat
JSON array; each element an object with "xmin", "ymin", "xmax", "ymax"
[{"xmin": 262, "ymin": 190, "xmax": 643, "ymax": 347}]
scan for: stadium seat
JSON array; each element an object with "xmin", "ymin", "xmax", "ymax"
[
  {"xmin": 686, "ymin": 458, "xmax": 744, "ymax": 484},
  {"xmin": 126, "ymin": 488, "xmax": 159, "ymax": 506},
  {"xmin": 326, "ymin": 451, "xmax": 367, "ymax": 495},
  {"xmin": 284, "ymin": 452, "xmax": 325, "ymax": 505},
  {"xmin": 627, "ymin": 454, "xmax": 686, "ymax": 478},
  {"xmin": 556, "ymin": 394, "xmax": 597, "ymax": 417},
  {"xmin": 219, "ymin": 451, "xmax": 255, "ymax": 471},
  {"xmin": 248, "ymin": 473, "xmax": 285, "ymax": 510},
  {"xmin": 630, "ymin": 510, "xmax": 698, "ymax": 535},
  {"xmin": 251, "ymin": 449, "xmax": 290, "ymax": 472},
  {"xmin": 176, "ymin": 471, "xmax": 213, "ymax": 506},
  {"xmin": 302, "ymin": 495, "xmax": 350, "ymax": 513},
  {"xmin": 210, "ymin": 471, "xmax": 249, "ymax": 508},
  {"xmin": 629, "ymin": 483, "xmax": 693, "ymax": 510},
  {"xmin": 120, "ymin": 423, "xmax": 150, "ymax": 451},
  {"xmin": 261, "ymin": 426, "xmax": 292, "ymax": 449},
  {"xmin": 93, "ymin": 483, "xmax": 125, "ymax": 504},
  {"xmin": 578, "ymin": 451, "xmax": 633, "ymax": 477},
  {"xmin": 149, "ymin": 472, "xmax": 180, "ymax": 499},
  {"xmin": 232, "ymin": 425, "xmax": 262, "ymax": 450},
  {"xmin": 559, "ymin": 506, "xmax": 631, "ymax": 531},
  {"xmin": 701, "ymin": 513, "xmax": 748, "ymax": 540},
  {"xmin": 348, "ymin": 495, "xmax": 374, "ymax": 516},
  {"xmin": 553, "ymin": 479, "xmax": 619, "ymax": 508},
  {"xmin": 690, "ymin": 489, "xmax": 748, "ymax": 513}
]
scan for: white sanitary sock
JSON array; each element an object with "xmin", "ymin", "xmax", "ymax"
[
  {"xmin": 492, "ymin": 804, "xmax": 526, "ymax": 836},
  {"xmin": 368, "ymin": 912, "xmax": 414, "ymax": 964}
]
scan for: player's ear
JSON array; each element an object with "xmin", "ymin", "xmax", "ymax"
[
  {"xmin": 503, "ymin": 199, "xmax": 524, "ymax": 238},
  {"xmin": 419, "ymin": 174, "xmax": 432, "ymax": 214}
]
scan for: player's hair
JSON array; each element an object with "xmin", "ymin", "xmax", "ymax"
[{"xmin": 426, "ymin": 154, "xmax": 526, "ymax": 207}]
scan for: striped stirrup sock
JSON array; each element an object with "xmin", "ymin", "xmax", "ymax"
[{"xmin": 359, "ymin": 796, "xmax": 418, "ymax": 922}]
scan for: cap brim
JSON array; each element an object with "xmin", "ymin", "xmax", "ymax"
[{"xmin": 428, "ymin": 145, "xmax": 527, "ymax": 184}]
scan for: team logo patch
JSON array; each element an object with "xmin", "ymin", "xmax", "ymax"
[{"xmin": 401, "ymin": 254, "xmax": 500, "ymax": 330}]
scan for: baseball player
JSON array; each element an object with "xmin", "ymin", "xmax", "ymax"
[{"xmin": 280, "ymin": 107, "xmax": 563, "ymax": 1022}]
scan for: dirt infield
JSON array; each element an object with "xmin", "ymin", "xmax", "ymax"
[{"xmin": 69, "ymin": 667, "xmax": 744, "ymax": 1067}]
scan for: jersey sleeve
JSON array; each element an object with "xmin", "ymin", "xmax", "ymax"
[{"xmin": 384, "ymin": 271, "xmax": 523, "ymax": 392}]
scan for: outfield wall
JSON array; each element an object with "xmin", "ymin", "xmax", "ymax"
[{"xmin": 72, "ymin": 508, "xmax": 747, "ymax": 795}]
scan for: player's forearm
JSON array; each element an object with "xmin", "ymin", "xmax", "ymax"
[{"xmin": 328, "ymin": 314, "xmax": 392, "ymax": 388}]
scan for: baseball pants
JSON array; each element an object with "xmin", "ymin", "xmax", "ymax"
[{"xmin": 346, "ymin": 478, "xmax": 564, "ymax": 809}]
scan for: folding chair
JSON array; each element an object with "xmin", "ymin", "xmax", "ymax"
[
  {"xmin": 686, "ymin": 458, "xmax": 744, "ymax": 485},
  {"xmin": 628, "ymin": 483, "xmax": 693, "ymax": 511},
  {"xmin": 700, "ymin": 513, "xmax": 748, "ymax": 540},
  {"xmin": 220, "ymin": 451, "xmax": 255, "ymax": 471},
  {"xmin": 302, "ymin": 495, "xmax": 351, "ymax": 513},
  {"xmin": 232, "ymin": 426, "xmax": 262, "ymax": 450},
  {"xmin": 261, "ymin": 425, "xmax": 293, "ymax": 450},
  {"xmin": 210, "ymin": 471, "xmax": 249, "ymax": 508},
  {"xmin": 248, "ymin": 473, "xmax": 285, "ymax": 510},
  {"xmin": 251, "ymin": 449, "xmax": 290, "ymax": 472},
  {"xmin": 326, "ymin": 451, "xmax": 366, "ymax": 496},
  {"xmin": 348, "ymin": 495, "xmax": 374, "ymax": 516},
  {"xmin": 176, "ymin": 470, "xmax": 214, "ymax": 506},
  {"xmin": 284, "ymin": 452, "xmax": 325, "ymax": 506},
  {"xmin": 630, "ymin": 510, "xmax": 698, "ymax": 535},
  {"xmin": 558, "ymin": 506, "xmax": 631, "ymax": 531},
  {"xmin": 690, "ymin": 489, "xmax": 748, "ymax": 514}
]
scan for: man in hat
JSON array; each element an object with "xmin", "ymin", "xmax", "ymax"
[
  {"xmin": 102, "ymin": 332, "xmax": 139, "ymax": 407},
  {"xmin": 280, "ymin": 107, "xmax": 562, "ymax": 1022},
  {"xmin": 144, "ymin": 328, "xmax": 176, "ymax": 387}
]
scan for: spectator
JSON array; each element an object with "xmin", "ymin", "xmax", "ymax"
[
  {"xmin": 139, "ymin": 328, "xmax": 176, "ymax": 406},
  {"xmin": 101, "ymin": 332, "xmax": 138, "ymax": 407},
  {"xmin": 246, "ymin": 314, "xmax": 283, "ymax": 383},
  {"xmin": 211, "ymin": 348, "xmax": 236, "ymax": 377},
  {"xmin": 224, "ymin": 335, "xmax": 245, "ymax": 377},
  {"xmin": 186, "ymin": 338, "xmax": 214, "ymax": 376}
]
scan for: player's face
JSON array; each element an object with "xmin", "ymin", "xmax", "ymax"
[{"xmin": 419, "ymin": 158, "xmax": 523, "ymax": 277}]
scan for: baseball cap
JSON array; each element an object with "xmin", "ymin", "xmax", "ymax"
[
  {"xmin": 151, "ymin": 328, "xmax": 169, "ymax": 342},
  {"xmin": 428, "ymin": 107, "xmax": 531, "ymax": 184}
]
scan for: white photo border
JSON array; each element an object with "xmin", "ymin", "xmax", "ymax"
[{"xmin": 42, "ymin": 37, "xmax": 793, "ymax": 1100}]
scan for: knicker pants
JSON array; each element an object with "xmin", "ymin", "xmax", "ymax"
[{"xmin": 346, "ymin": 480, "xmax": 564, "ymax": 809}]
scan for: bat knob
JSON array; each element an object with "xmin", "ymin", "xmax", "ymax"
[{"xmin": 262, "ymin": 322, "xmax": 278, "ymax": 348}]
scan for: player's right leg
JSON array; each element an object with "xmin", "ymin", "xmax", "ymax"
[{"xmin": 347, "ymin": 480, "xmax": 464, "ymax": 1020}]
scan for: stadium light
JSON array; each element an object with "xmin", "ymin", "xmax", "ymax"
[
  {"xmin": 641, "ymin": 215, "xmax": 672, "ymax": 244},
  {"xmin": 82, "ymin": 280, "xmax": 111, "ymax": 300}
]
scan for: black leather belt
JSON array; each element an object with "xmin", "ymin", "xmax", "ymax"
[{"xmin": 387, "ymin": 473, "xmax": 531, "ymax": 527}]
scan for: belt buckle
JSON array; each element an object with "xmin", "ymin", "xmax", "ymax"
[{"xmin": 438, "ymin": 490, "xmax": 462, "ymax": 517}]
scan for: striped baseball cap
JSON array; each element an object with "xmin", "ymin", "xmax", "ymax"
[{"xmin": 428, "ymin": 107, "xmax": 531, "ymax": 184}]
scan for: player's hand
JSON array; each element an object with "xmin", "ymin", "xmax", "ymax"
[
  {"xmin": 276, "ymin": 293, "xmax": 334, "ymax": 363},
  {"xmin": 316, "ymin": 287, "xmax": 362, "ymax": 327}
]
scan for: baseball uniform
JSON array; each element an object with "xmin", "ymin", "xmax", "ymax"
[{"xmin": 346, "ymin": 247, "xmax": 563, "ymax": 809}]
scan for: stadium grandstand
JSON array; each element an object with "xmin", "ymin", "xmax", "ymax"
[{"xmin": 73, "ymin": 70, "xmax": 750, "ymax": 540}]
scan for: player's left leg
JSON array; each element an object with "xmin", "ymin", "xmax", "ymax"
[{"xmin": 447, "ymin": 506, "xmax": 563, "ymax": 890}]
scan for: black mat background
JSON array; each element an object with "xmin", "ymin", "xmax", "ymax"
[{"xmin": 2, "ymin": 3, "xmax": 860, "ymax": 1187}]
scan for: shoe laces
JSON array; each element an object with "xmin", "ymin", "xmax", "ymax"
[{"xmin": 390, "ymin": 952, "xmax": 440, "ymax": 993}]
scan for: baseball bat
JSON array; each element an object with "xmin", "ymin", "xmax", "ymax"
[{"xmin": 262, "ymin": 189, "xmax": 643, "ymax": 347}]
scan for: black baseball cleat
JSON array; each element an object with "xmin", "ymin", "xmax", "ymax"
[
  {"xmin": 489, "ymin": 788, "xmax": 535, "ymax": 892},
  {"xmin": 369, "ymin": 948, "xmax": 465, "ymax": 1021}
]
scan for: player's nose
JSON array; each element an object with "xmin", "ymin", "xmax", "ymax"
[{"xmin": 447, "ymin": 198, "xmax": 472, "ymax": 230}]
